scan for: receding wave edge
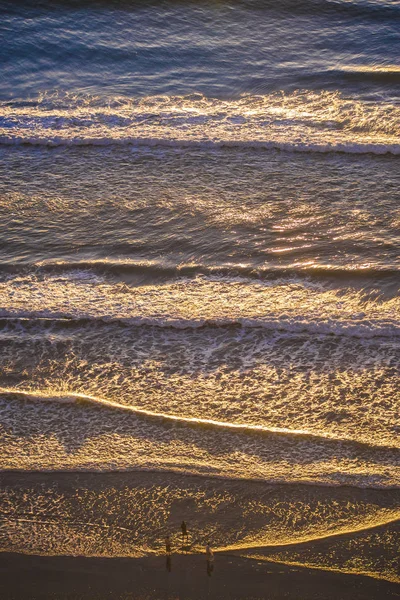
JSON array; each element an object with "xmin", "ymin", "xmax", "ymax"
[{"xmin": 1, "ymin": 387, "xmax": 398, "ymax": 451}]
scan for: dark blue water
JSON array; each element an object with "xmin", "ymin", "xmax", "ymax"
[{"xmin": 1, "ymin": 0, "xmax": 400, "ymax": 101}]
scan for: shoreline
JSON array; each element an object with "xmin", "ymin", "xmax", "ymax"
[{"xmin": 1, "ymin": 470, "xmax": 399, "ymax": 591}]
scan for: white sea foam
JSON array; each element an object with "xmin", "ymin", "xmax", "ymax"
[
  {"xmin": 0, "ymin": 387, "xmax": 399, "ymax": 488},
  {"xmin": 1, "ymin": 91, "xmax": 399, "ymax": 155},
  {"xmin": 1, "ymin": 320, "xmax": 398, "ymax": 450},
  {"xmin": 0, "ymin": 272, "xmax": 399, "ymax": 338},
  {"xmin": 0, "ymin": 386, "xmax": 386, "ymax": 447}
]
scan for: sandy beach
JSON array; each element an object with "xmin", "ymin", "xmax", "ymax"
[
  {"xmin": 1, "ymin": 471, "xmax": 399, "ymax": 599},
  {"xmin": 1, "ymin": 550, "xmax": 400, "ymax": 600}
]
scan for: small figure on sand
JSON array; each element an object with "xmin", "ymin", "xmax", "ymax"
[
  {"xmin": 181, "ymin": 520, "xmax": 189, "ymax": 543},
  {"xmin": 205, "ymin": 541, "xmax": 214, "ymax": 576}
]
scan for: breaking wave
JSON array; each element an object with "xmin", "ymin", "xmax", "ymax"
[
  {"xmin": 0, "ymin": 270, "xmax": 399, "ymax": 338},
  {"xmin": 1, "ymin": 91, "xmax": 399, "ymax": 155}
]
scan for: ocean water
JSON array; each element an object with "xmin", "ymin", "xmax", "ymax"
[{"xmin": 0, "ymin": 0, "xmax": 399, "ymax": 585}]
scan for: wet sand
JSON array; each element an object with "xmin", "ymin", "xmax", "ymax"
[
  {"xmin": 1, "ymin": 470, "xmax": 399, "ymax": 599},
  {"xmin": 0, "ymin": 551, "xmax": 399, "ymax": 600}
]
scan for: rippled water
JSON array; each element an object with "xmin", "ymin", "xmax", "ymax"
[{"xmin": 0, "ymin": 0, "xmax": 399, "ymax": 584}]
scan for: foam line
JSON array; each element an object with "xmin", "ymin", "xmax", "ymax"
[
  {"xmin": 1, "ymin": 135, "xmax": 399, "ymax": 155},
  {"xmin": 0, "ymin": 387, "xmax": 397, "ymax": 450},
  {"xmin": 241, "ymin": 556, "xmax": 399, "ymax": 584},
  {"xmin": 0, "ymin": 313, "xmax": 399, "ymax": 339},
  {"xmin": 218, "ymin": 512, "xmax": 400, "ymax": 553},
  {"xmin": 1, "ymin": 91, "xmax": 399, "ymax": 155}
]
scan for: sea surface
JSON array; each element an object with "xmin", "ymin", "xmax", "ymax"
[{"xmin": 0, "ymin": 0, "xmax": 399, "ymax": 586}]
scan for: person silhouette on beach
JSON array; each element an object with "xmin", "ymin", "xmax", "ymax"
[
  {"xmin": 205, "ymin": 541, "xmax": 214, "ymax": 576},
  {"xmin": 181, "ymin": 520, "xmax": 188, "ymax": 543}
]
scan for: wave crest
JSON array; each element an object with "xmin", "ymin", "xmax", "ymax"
[
  {"xmin": 1, "ymin": 271, "xmax": 399, "ymax": 338},
  {"xmin": 0, "ymin": 273, "xmax": 399, "ymax": 341},
  {"xmin": 1, "ymin": 91, "xmax": 399, "ymax": 155}
]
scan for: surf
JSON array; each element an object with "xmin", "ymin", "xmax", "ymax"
[
  {"xmin": 1, "ymin": 386, "xmax": 395, "ymax": 449},
  {"xmin": 1, "ymin": 271, "xmax": 400, "ymax": 338},
  {"xmin": 0, "ymin": 91, "xmax": 399, "ymax": 155},
  {"xmin": 1, "ymin": 386, "xmax": 399, "ymax": 489}
]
